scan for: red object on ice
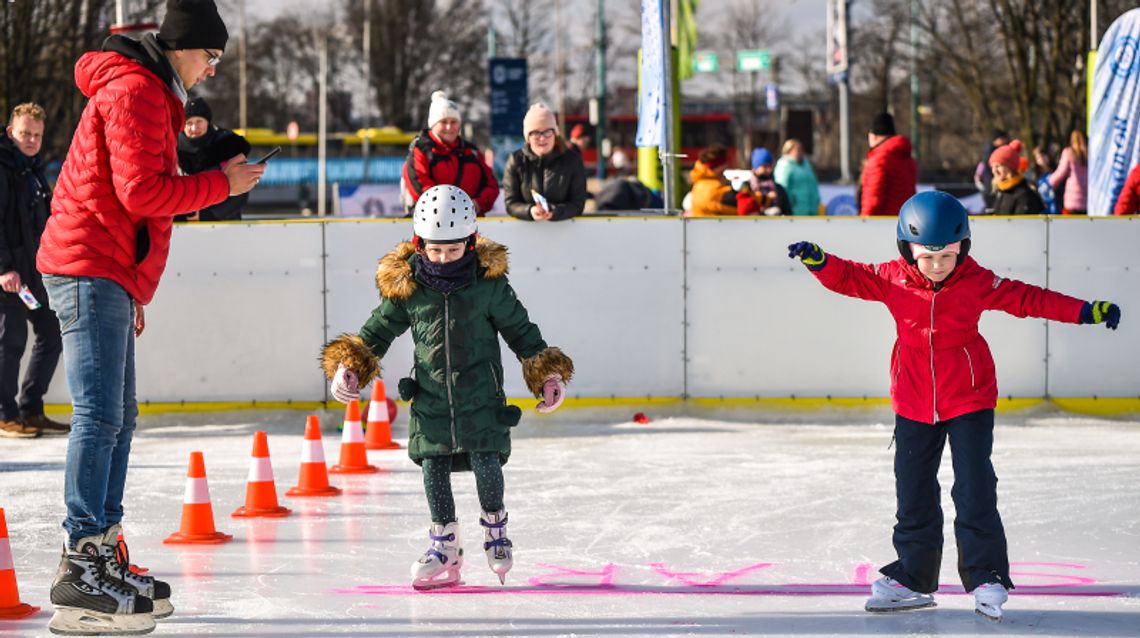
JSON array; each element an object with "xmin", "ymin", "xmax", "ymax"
[
  {"xmin": 633, "ymin": 412, "xmax": 650, "ymax": 424},
  {"xmin": 387, "ymin": 397, "xmax": 398, "ymax": 422}
]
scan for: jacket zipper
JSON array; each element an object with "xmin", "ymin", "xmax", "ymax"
[
  {"xmin": 489, "ymin": 362, "xmax": 503, "ymax": 399},
  {"xmin": 963, "ymin": 346, "xmax": 976, "ymax": 390},
  {"xmin": 929, "ymin": 291, "xmax": 939, "ymax": 423},
  {"xmin": 893, "ymin": 342, "xmax": 901, "ymax": 387},
  {"xmin": 443, "ymin": 293, "xmax": 457, "ymax": 449}
]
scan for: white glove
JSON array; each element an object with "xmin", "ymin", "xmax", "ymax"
[
  {"xmin": 331, "ymin": 364, "xmax": 359, "ymax": 404},
  {"xmin": 536, "ymin": 374, "xmax": 565, "ymax": 414}
]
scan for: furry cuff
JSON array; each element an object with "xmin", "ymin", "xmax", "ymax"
[
  {"xmin": 320, "ymin": 334, "xmax": 380, "ymax": 386},
  {"xmin": 521, "ymin": 347, "xmax": 574, "ymax": 398}
]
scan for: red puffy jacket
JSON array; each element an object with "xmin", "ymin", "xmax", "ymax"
[
  {"xmin": 403, "ymin": 131, "xmax": 500, "ymax": 215},
  {"xmin": 38, "ymin": 48, "xmax": 229, "ymax": 304},
  {"xmin": 860, "ymin": 135, "xmax": 917, "ymax": 216},
  {"xmin": 811, "ymin": 254, "xmax": 1085, "ymax": 424},
  {"xmin": 1114, "ymin": 163, "xmax": 1140, "ymax": 215}
]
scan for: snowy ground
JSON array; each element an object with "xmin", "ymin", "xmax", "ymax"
[{"xmin": 2, "ymin": 405, "xmax": 1138, "ymax": 637}]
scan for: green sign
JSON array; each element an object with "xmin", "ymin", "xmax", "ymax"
[
  {"xmin": 692, "ymin": 51, "xmax": 719, "ymax": 73},
  {"xmin": 736, "ymin": 49, "xmax": 770, "ymax": 72}
]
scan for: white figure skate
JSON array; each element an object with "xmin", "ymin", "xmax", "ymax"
[
  {"xmin": 479, "ymin": 509, "xmax": 513, "ymax": 585},
  {"xmin": 411, "ymin": 522, "xmax": 463, "ymax": 591},
  {"xmin": 973, "ymin": 582, "xmax": 1008, "ymax": 622},
  {"xmin": 864, "ymin": 576, "xmax": 936, "ymax": 612}
]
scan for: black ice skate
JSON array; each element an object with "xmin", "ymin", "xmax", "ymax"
[
  {"xmin": 49, "ymin": 535, "xmax": 156, "ymax": 636},
  {"xmin": 100, "ymin": 525, "xmax": 174, "ymax": 619}
]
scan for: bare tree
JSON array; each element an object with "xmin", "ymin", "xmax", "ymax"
[{"xmin": 343, "ymin": 0, "xmax": 487, "ymax": 132}]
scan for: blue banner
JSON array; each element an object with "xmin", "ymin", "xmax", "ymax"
[
  {"xmin": 636, "ymin": 0, "xmax": 664, "ymax": 147},
  {"xmin": 488, "ymin": 58, "xmax": 529, "ymax": 137},
  {"xmin": 1090, "ymin": 8, "xmax": 1140, "ymax": 215}
]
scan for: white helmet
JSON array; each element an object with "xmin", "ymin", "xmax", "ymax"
[{"xmin": 413, "ymin": 184, "xmax": 477, "ymax": 243}]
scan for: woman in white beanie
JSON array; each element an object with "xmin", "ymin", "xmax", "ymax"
[
  {"xmin": 402, "ymin": 90, "xmax": 499, "ymax": 215},
  {"xmin": 502, "ymin": 102, "xmax": 587, "ymax": 221}
]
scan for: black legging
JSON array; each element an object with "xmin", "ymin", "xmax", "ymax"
[{"xmin": 421, "ymin": 452, "xmax": 504, "ymax": 524}]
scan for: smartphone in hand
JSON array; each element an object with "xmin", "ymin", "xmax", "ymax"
[{"xmin": 252, "ymin": 146, "xmax": 282, "ymax": 164}]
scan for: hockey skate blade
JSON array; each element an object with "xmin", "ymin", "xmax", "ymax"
[
  {"xmin": 975, "ymin": 605, "xmax": 1002, "ymax": 623},
  {"xmin": 49, "ymin": 607, "xmax": 156, "ymax": 635},
  {"xmin": 151, "ymin": 597, "xmax": 174, "ymax": 619},
  {"xmin": 865, "ymin": 599, "xmax": 936, "ymax": 613}
]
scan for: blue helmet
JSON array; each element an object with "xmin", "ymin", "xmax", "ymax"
[{"xmin": 896, "ymin": 191, "xmax": 971, "ymax": 263}]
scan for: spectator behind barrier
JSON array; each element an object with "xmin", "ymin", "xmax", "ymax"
[
  {"xmin": 176, "ymin": 96, "xmax": 251, "ymax": 221},
  {"xmin": 687, "ymin": 144, "xmax": 759, "ymax": 217},
  {"xmin": 773, "ymin": 139, "xmax": 820, "ymax": 215},
  {"xmin": 1114, "ymin": 163, "xmax": 1140, "ymax": 215},
  {"xmin": 1048, "ymin": 130, "xmax": 1088, "ymax": 215},
  {"xmin": 859, "ymin": 112, "xmax": 917, "ymax": 216},
  {"xmin": 975, "ymin": 129, "xmax": 1009, "ymax": 211},
  {"xmin": 1032, "ymin": 145, "xmax": 1060, "ymax": 215},
  {"xmin": 749, "ymin": 147, "xmax": 791, "ymax": 216},
  {"xmin": 989, "ymin": 140, "xmax": 1044, "ymax": 215},
  {"xmin": 502, "ymin": 102, "xmax": 587, "ymax": 222},
  {"xmin": 402, "ymin": 90, "xmax": 499, "ymax": 216}
]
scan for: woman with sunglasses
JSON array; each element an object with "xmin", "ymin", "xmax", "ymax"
[{"xmin": 502, "ymin": 102, "xmax": 587, "ymax": 222}]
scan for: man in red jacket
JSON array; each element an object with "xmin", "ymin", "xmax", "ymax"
[
  {"xmin": 859, "ymin": 112, "xmax": 917, "ymax": 216},
  {"xmin": 789, "ymin": 191, "xmax": 1120, "ymax": 621},
  {"xmin": 37, "ymin": 1, "xmax": 263, "ymax": 634},
  {"xmin": 1113, "ymin": 163, "xmax": 1140, "ymax": 215}
]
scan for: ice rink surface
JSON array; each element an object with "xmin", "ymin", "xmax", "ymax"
[{"xmin": 2, "ymin": 405, "xmax": 1138, "ymax": 637}]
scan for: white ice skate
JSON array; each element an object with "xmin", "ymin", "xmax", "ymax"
[
  {"xmin": 973, "ymin": 582, "xmax": 1008, "ymax": 622},
  {"xmin": 479, "ymin": 509, "xmax": 513, "ymax": 585},
  {"xmin": 49, "ymin": 536, "xmax": 156, "ymax": 636},
  {"xmin": 101, "ymin": 525, "xmax": 174, "ymax": 619},
  {"xmin": 411, "ymin": 522, "xmax": 463, "ymax": 591},
  {"xmin": 864, "ymin": 576, "xmax": 936, "ymax": 613}
]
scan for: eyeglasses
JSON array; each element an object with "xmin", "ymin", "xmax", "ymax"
[
  {"xmin": 527, "ymin": 128, "xmax": 556, "ymax": 141},
  {"xmin": 202, "ymin": 49, "xmax": 221, "ymax": 67}
]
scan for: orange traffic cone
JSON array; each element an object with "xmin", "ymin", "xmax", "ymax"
[
  {"xmin": 286, "ymin": 416, "xmax": 342, "ymax": 497},
  {"xmin": 0, "ymin": 508, "xmax": 38, "ymax": 620},
  {"xmin": 232, "ymin": 431, "xmax": 291, "ymax": 518},
  {"xmin": 329, "ymin": 400, "xmax": 378, "ymax": 474},
  {"xmin": 117, "ymin": 530, "xmax": 148, "ymax": 574},
  {"xmin": 365, "ymin": 380, "xmax": 400, "ymax": 450},
  {"xmin": 164, "ymin": 452, "xmax": 233, "ymax": 544}
]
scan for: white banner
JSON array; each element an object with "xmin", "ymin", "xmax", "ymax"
[{"xmin": 1090, "ymin": 8, "xmax": 1140, "ymax": 215}]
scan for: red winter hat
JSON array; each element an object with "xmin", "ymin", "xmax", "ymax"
[{"xmin": 989, "ymin": 139, "xmax": 1024, "ymax": 173}]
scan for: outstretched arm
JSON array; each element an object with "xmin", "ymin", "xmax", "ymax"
[
  {"xmin": 788, "ymin": 241, "xmax": 890, "ymax": 303},
  {"xmin": 488, "ymin": 279, "xmax": 574, "ymax": 411}
]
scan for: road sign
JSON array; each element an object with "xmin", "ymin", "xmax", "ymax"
[
  {"xmin": 736, "ymin": 49, "xmax": 770, "ymax": 72},
  {"xmin": 692, "ymin": 51, "xmax": 719, "ymax": 73}
]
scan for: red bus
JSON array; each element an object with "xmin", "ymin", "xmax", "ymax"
[{"xmin": 564, "ymin": 112, "xmax": 736, "ymax": 171}]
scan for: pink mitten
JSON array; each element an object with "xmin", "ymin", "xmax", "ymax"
[
  {"xmin": 331, "ymin": 364, "xmax": 359, "ymax": 403},
  {"xmin": 536, "ymin": 374, "xmax": 565, "ymax": 414}
]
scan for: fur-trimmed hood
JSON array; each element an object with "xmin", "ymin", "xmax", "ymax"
[{"xmin": 375, "ymin": 236, "xmax": 509, "ymax": 300}]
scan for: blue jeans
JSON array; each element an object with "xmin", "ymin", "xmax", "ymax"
[{"xmin": 44, "ymin": 275, "xmax": 137, "ymax": 546}]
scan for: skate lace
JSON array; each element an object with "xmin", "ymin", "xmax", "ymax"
[
  {"xmin": 88, "ymin": 550, "xmax": 134, "ymax": 598},
  {"xmin": 425, "ymin": 531, "xmax": 455, "ymax": 564}
]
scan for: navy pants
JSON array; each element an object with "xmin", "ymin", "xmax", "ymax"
[
  {"xmin": 880, "ymin": 409, "xmax": 1014, "ymax": 594},
  {"xmin": 0, "ymin": 297, "xmax": 62, "ymax": 420}
]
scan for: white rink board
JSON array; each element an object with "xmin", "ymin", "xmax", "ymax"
[
  {"xmin": 1045, "ymin": 217, "xmax": 1140, "ymax": 396},
  {"xmin": 35, "ymin": 216, "xmax": 1138, "ymax": 405},
  {"xmin": 140, "ymin": 222, "xmax": 324, "ymax": 402},
  {"xmin": 685, "ymin": 217, "xmax": 1051, "ymax": 398}
]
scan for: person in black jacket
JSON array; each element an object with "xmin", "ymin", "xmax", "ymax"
[
  {"xmin": 503, "ymin": 102, "xmax": 587, "ymax": 222},
  {"xmin": 988, "ymin": 139, "xmax": 1044, "ymax": 215},
  {"xmin": 0, "ymin": 103, "xmax": 67, "ymax": 438},
  {"xmin": 176, "ymin": 96, "xmax": 251, "ymax": 221}
]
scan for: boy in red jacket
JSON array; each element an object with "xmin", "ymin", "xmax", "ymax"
[{"xmin": 788, "ymin": 191, "xmax": 1121, "ymax": 622}]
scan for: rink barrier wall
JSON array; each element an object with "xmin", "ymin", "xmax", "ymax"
[{"xmin": 32, "ymin": 215, "xmax": 1140, "ymax": 416}]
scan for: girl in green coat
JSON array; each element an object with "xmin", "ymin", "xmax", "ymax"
[{"xmin": 321, "ymin": 184, "xmax": 574, "ymax": 591}]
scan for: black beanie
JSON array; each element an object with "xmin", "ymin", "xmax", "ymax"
[
  {"xmin": 870, "ymin": 112, "xmax": 896, "ymax": 136},
  {"xmin": 184, "ymin": 97, "xmax": 212, "ymax": 122},
  {"xmin": 157, "ymin": 0, "xmax": 229, "ymax": 52}
]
